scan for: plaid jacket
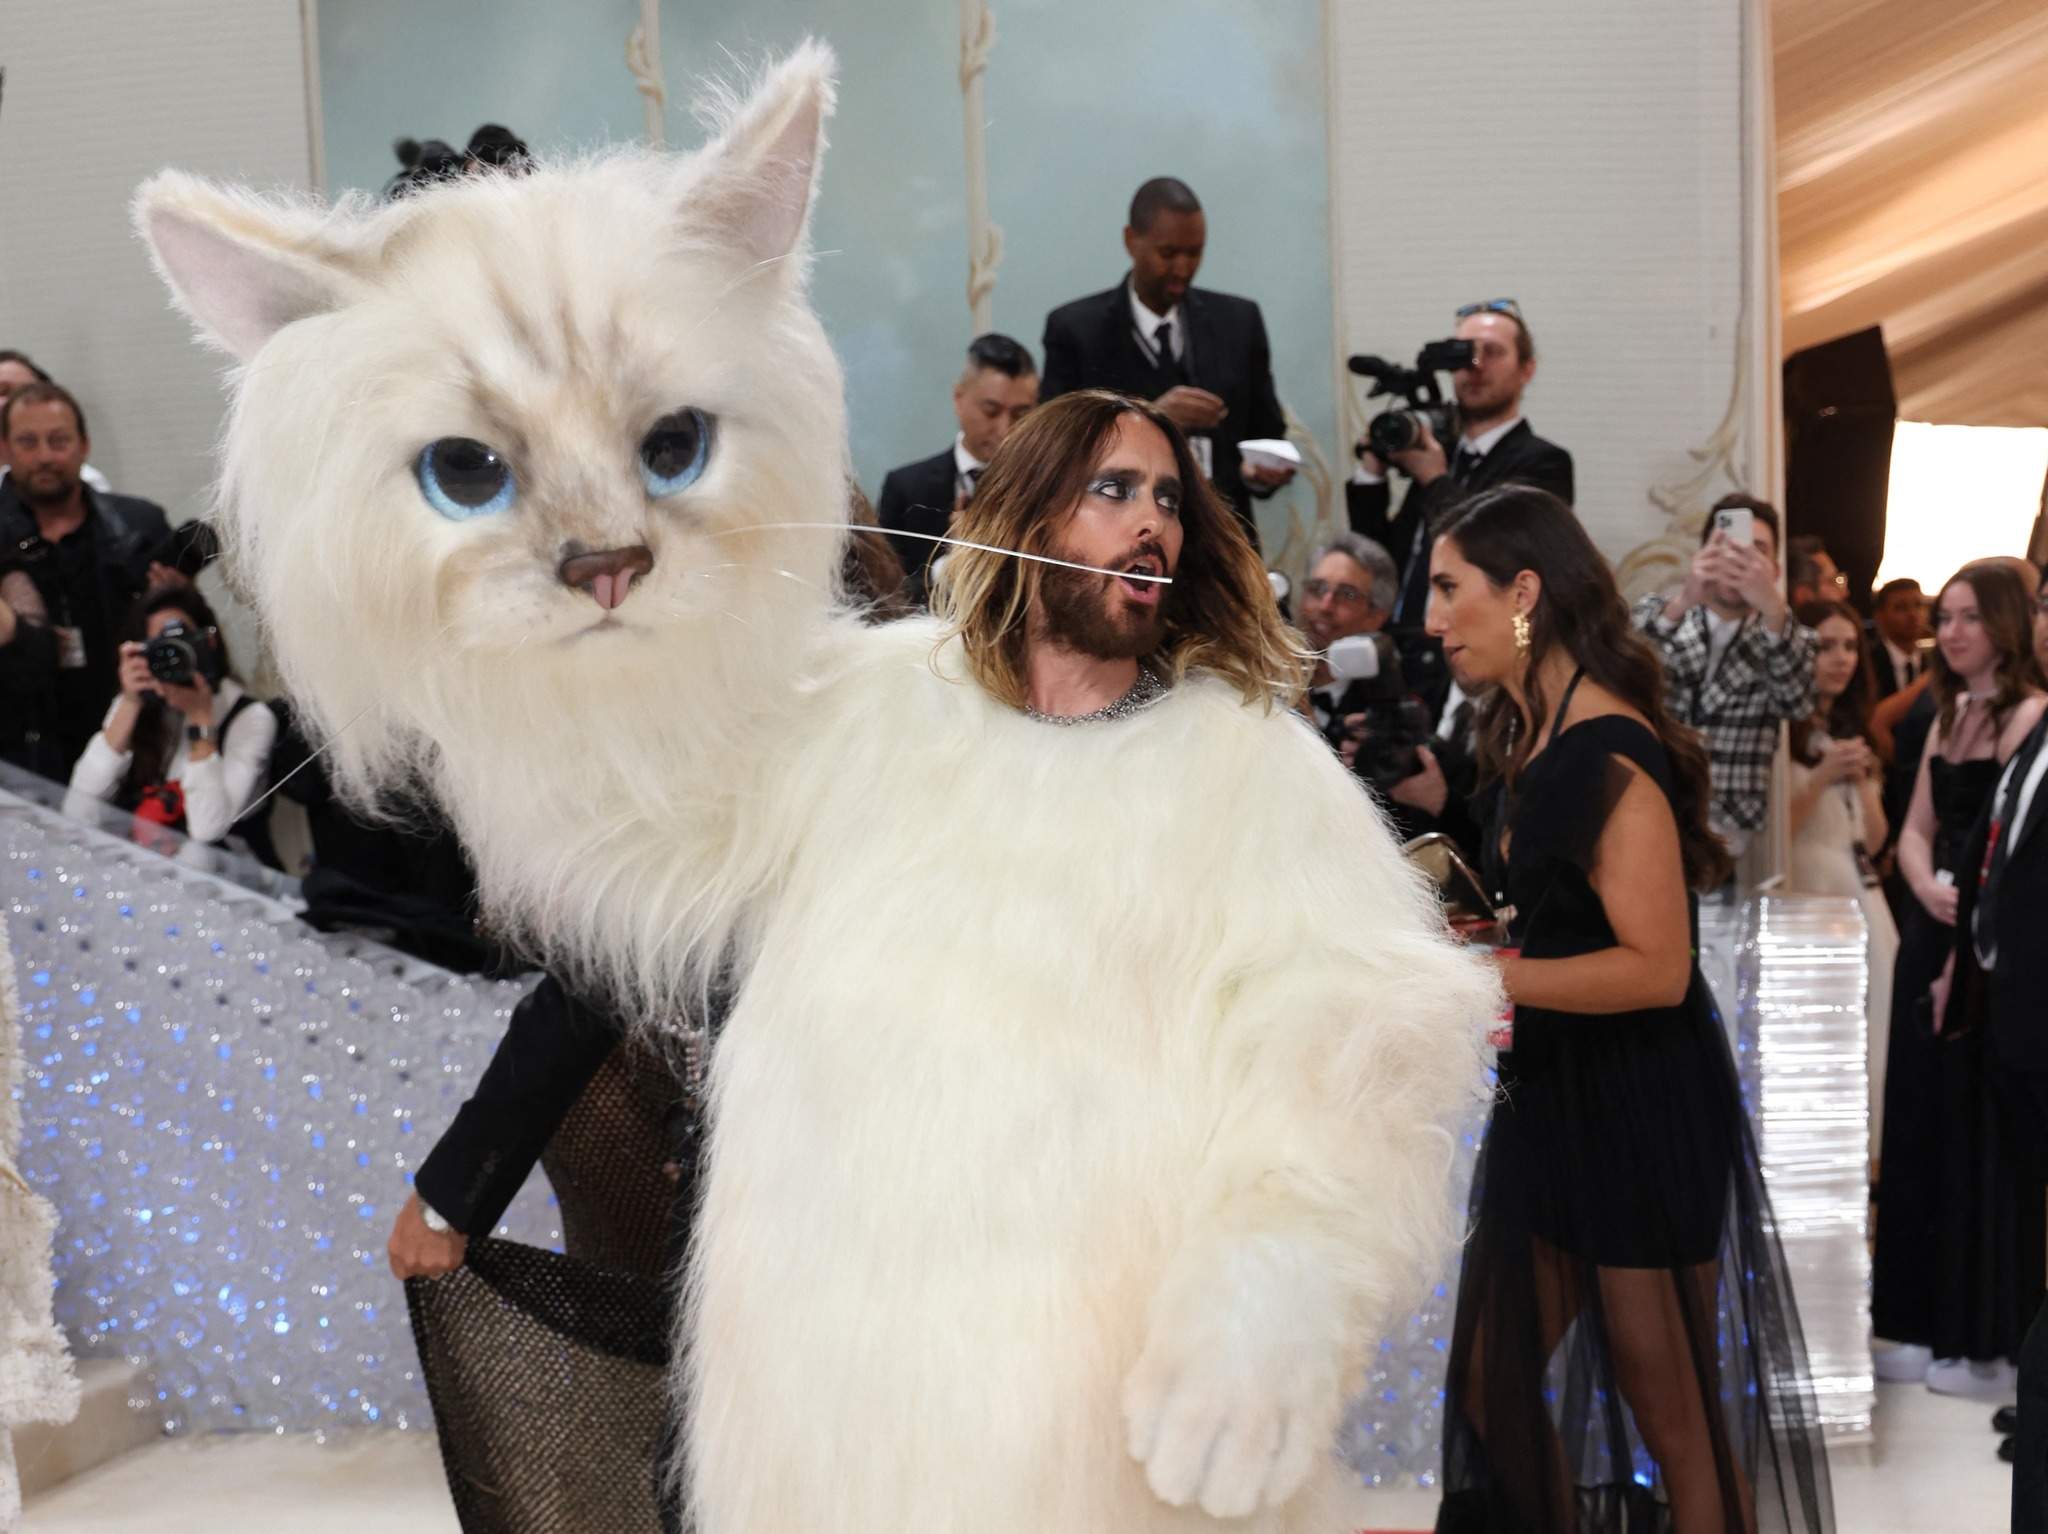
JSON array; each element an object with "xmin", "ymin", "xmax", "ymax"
[{"xmin": 1632, "ymin": 595, "xmax": 1819, "ymax": 833}]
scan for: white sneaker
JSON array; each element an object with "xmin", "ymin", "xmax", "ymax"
[
  {"xmin": 1926, "ymin": 1358, "xmax": 2018, "ymax": 1400},
  {"xmin": 1872, "ymin": 1341, "xmax": 1932, "ymax": 1382}
]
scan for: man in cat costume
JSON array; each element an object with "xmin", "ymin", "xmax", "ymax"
[{"xmin": 135, "ymin": 43, "xmax": 1496, "ymax": 1533}]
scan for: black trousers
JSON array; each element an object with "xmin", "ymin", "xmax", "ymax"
[
  {"xmin": 2005, "ymin": 1068, "xmax": 2048, "ymax": 1534},
  {"xmin": 2019, "ymin": 1299, "xmax": 2048, "ymax": 1534}
]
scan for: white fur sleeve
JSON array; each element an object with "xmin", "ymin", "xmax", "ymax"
[
  {"xmin": 1201, "ymin": 718, "xmax": 1495, "ymax": 1318},
  {"xmin": 1121, "ymin": 715, "xmax": 1497, "ymax": 1515}
]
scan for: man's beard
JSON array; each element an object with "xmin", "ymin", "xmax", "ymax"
[
  {"xmin": 1455, "ymin": 383, "xmax": 1515, "ymax": 429},
  {"xmin": 1038, "ymin": 542, "xmax": 1170, "ymax": 661},
  {"xmin": 17, "ymin": 467, "xmax": 77, "ymax": 507}
]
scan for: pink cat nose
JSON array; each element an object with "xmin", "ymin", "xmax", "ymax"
[{"xmin": 559, "ymin": 544, "xmax": 655, "ymax": 611}]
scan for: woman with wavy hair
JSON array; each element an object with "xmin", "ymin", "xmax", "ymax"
[
  {"xmin": 1870, "ymin": 560, "xmax": 2047, "ymax": 1395},
  {"xmin": 1423, "ymin": 486, "xmax": 1831, "ymax": 1533}
]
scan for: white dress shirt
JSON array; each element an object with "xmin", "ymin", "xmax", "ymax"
[
  {"xmin": 1995, "ymin": 728, "xmax": 2048, "ymax": 868},
  {"xmin": 1128, "ymin": 288, "xmax": 1184, "ymax": 366},
  {"xmin": 952, "ymin": 434, "xmax": 987, "ymax": 497},
  {"xmin": 1882, "ymin": 637, "xmax": 1917, "ymax": 687},
  {"xmin": 1976, "ymin": 726, "xmax": 2048, "ymax": 969}
]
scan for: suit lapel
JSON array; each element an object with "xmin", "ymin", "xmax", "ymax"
[
  {"xmin": 1109, "ymin": 275, "xmax": 1155, "ymax": 377},
  {"xmin": 1182, "ymin": 288, "xmax": 1217, "ymax": 392},
  {"xmin": 1465, "ymin": 422, "xmax": 1533, "ymax": 492},
  {"xmin": 2008, "ymin": 718, "xmax": 2048, "ymax": 856}
]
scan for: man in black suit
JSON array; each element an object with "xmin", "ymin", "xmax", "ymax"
[
  {"xmin": 1867, "ymin": 577, "xmax": 1927, "ymax": 700},
  {"xmin": 1953, "ymin": 705, "xmax": 2048, "ymax": 1513},
  {"xmin": 874, "ymin": 333, "xmax": 1038, "ymax": 597},
  {"xmin": 1040, "ymin": 177, "xmax": 1292, "ymax": 542},
  {"xmin": 1346, "ymin": 302, "xmax": 1574, "ymax": 631},
  {"xmin": 0, "ymin": 381, "xmax": 171, "ymax": 778}
]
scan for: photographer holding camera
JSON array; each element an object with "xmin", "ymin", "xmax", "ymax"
[
  {"xmin": 63, "ymin": 585, "xmax": 277, "ymax": 852},
  {"xmin": 1345, "ymin": 302, "xmax": 1574, "ymax": 644},
  {"xmin": 1298, "ymin": 533, "xmax": 1465, "ymax": 845}
]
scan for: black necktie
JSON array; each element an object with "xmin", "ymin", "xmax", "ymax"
[
  {"xmin": 1453, "ymin": 445, "xmax": 1483, "ymax": 486},
  {"xmin": 1977, "ymin": 720, "xmax": 2048, "ymax": 964},
  {"xmin": 1153, "ymin": 321, "xmax": 1184, "ymax": 382}
]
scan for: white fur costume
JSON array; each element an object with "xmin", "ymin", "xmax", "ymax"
[{"xmin": 136, "ymin": 44, "xmax": 1496, "ymax": 1532}]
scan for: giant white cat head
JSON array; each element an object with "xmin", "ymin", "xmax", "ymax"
[{"xmin": 134, "ymin": 43, "xmax": 847, "ymax": 805}]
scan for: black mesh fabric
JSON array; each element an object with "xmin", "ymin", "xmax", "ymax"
[
  {"xmin": 407, "ymin": 1034, "xmax": 700, "ymax": 1534},
  {"xmin": 538, "ymin": 1038, "xmax": 698, "ymax": 1279},
  {"xmin": 1438, "ymin": 720, "xmax": 1834, "ymax": 1532}
]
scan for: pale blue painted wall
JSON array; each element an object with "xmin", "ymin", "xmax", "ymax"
[{"xmin": 318, "ymin": 0, "xmax": 1335, "ymax": 528}]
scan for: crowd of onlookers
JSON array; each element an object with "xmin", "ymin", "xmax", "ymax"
[{"xmin": 1294, "ymin": 324, "xmax": 2048, "ymax": 1467}]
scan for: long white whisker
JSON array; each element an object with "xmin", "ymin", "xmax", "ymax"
[
  {"xmin": 708, "ymin": 523, "xmax": 1175, "ymax": 584},
  {"xmin": 238, "ymin": 701, "xmax": 378, "ymax": 822}
]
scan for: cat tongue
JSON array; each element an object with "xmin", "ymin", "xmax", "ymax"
[{"xmin": 592, "ymin": 568, "xmax": 637, "ymax": 610}]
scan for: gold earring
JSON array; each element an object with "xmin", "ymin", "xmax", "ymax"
[{"xmin": 1512, "ymin": 611, "xmax": 1532, "ymax": 654}]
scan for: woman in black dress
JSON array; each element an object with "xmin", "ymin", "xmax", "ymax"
[
  {"xmin": 1423, "ymin": 487, "xmax": 1832, "ymax": 1534},
  {"xmin": 1870, "ymin": 561, "xmax": 2047, "ymax": 1391}
]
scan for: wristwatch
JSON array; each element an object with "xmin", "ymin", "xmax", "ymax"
[
  {"xmin": 185, "ymin": 722, "xmax": 215, "ymax": 745},
  {"xmin": 420, "ymin": 1201, "xmax": 453, "ymax": 1234}
]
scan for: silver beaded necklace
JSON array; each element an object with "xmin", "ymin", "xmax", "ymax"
[{"xmin": 1022, "ymin": 668, "xmax": 1167, "ymax": 727}]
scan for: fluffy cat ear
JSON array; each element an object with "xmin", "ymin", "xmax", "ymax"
[
  {"xmin": 134, "ymin": 172, "xmax": 365, "ymax": 362},
  {"xmin": 691, "ymin": 39, "xmax": 837, "ymax": 266}
]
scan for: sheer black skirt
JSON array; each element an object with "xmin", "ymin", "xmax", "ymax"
[{"xmin": 1435, "ymin": 977, "xmax": 1834, "ymax": 1534}]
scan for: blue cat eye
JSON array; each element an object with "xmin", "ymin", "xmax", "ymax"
[
  {"xmin": 639, "ymin": 408, "xmax": 714, "ymax": 497},
  {"xmin": 416, "ymin": 438, "xmax": 517, "ymax": 520}
]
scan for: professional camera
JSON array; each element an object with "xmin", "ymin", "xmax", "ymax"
[
  {"xmin": 143, "ymin": 619, "xmax": 223, "ymax": 690},
  {"xmin": 1348, "ymin": 339, "xmax": 1474, "ymax": 463},
  {"xmin": 1324, "ymin": 633, "xmax": 1434, "ymax": 793}
]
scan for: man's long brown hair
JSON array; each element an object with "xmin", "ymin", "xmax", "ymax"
[{"xmin": 931, "ymin": 389, "xmax": 1308, "ymax": 710}]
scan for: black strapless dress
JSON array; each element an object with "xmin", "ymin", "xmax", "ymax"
[
  {"xmin": 1437, "ymin": 714, "xmax": 1832, "ymax": 1534},
  {"xmin": 1872, "ymin": 755, "xmax": 2044, "ymax": 1360}
]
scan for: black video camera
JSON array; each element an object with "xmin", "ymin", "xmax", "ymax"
[
  {"xmin": 1323, "ymin": 633, "xmax": 1434, "ymax": 793},
  {"xmin": 143, "ymin": 620, "xmax": 223, "ymax": 690},
  {"xmin": 1348, "ymin": 339, "xmax": 1474, "ymax": 463}
]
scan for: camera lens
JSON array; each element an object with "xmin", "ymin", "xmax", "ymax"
[
  {"xmin": 1368, "ymin": 409, "xmax": 1421, "ymax": 459},
  {"xmin": 144, "ymin": 636, "xmax": 200, "ymax": 687}
]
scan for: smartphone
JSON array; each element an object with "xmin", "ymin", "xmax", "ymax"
[{"xmin": 1712, "ymin": 506, "xmax": 1754, "ymax": 547}]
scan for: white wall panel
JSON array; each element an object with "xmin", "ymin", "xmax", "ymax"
[
  {"xmin": 0, "ymin": 0, "xmax": 314, "ymax": 521},
  {"xmin": 1325, "ymin": 0, "xmax": 1768, "ymax": 579}
]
